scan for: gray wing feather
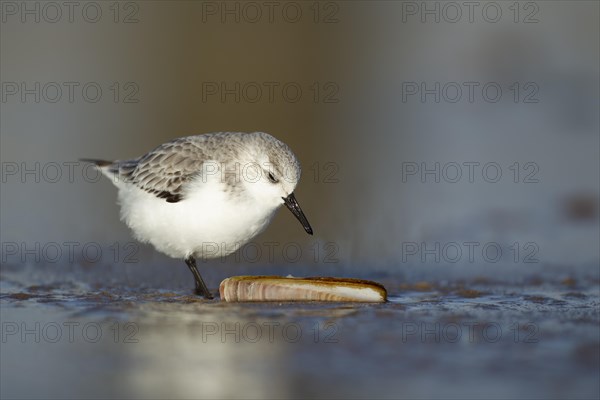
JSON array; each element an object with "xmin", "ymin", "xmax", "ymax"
[
  {"xmin": 86, "ymin": 132, "xmax": 250, "ymax": 203},
  {"xmin": 113, "ymin": 137, "xmax": 209, "ymax": 203}
]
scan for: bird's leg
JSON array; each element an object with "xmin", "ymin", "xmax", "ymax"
[{"xmin": 184, "ymin": 256, "xmax": 213, "ymax": 299}]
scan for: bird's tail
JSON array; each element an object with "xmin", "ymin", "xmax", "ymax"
[
  {"xmin": 80, "ymin": 158, "xmax": 140, "ymax": 183},
  {"xmin": 79, "ymin": 158, "xmax": 122, "ymax": 181},
  {"xmin": 79, "ymin": 158, "xmax": 114, "ymax": 167}
]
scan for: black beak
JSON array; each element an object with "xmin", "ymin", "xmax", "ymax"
[{"xmin": 282, "ymin": 193, "xmax": 313, "ymax": 235}]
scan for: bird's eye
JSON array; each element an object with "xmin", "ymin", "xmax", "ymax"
[{"xmin": 267, "ymin": 172, "xmax": 278, "ymax": 183}]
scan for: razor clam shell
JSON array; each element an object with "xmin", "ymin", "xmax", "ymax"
[{"xmin": 219, "ymin": 276, "xmax": 387, "ymax": 302}]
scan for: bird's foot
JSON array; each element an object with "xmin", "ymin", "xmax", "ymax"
[{"xmin": 195, "ymin": 287, "xmax": 214, "ymax": 299}]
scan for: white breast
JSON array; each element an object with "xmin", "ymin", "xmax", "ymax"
[{"xmin": 115, "ymin": 180, "xmax": 280, "ymax": 260}]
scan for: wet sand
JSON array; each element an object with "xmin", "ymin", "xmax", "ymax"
[{"xmin": 1, "ymin": 261, "xmax": 599, "ymax": 399}]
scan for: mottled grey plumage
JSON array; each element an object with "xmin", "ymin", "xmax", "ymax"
[{"xmin": 95, "ymin": 132, "xmax": 301, "ymax": 203}]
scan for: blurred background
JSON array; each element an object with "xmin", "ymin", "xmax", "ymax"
[{"xmin": 1, "ymin": 1, "xmax": 598, "ymax": 399}]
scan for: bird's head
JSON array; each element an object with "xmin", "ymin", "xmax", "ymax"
[{"xmin": 239, "ymin": 132, "xmax": 313, "ymax": 235}]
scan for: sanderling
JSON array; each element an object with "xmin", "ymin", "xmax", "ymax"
[{"xmin": 82, "ymin": 132, "xmax": 313, "ymax": 299}]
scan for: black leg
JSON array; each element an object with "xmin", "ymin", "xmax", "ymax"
[{"xmin": 184, "ymin": 256, "xmax": 213, "ymax": 299}]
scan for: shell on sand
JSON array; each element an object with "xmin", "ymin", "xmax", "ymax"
[{"xmin": 219, "ymin": 276, "xmax": 387, "ymax": 303}]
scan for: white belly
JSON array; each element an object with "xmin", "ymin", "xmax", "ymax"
[{"xmin": 115, "ymin": 182, "xmax": 279, "ymax": 260}]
